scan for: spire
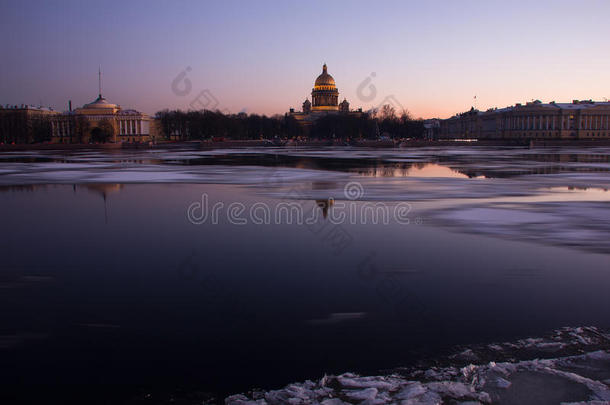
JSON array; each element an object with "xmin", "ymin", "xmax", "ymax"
[
  {"xmin": 98, "ymin": 66, "xmax": 102, "ymax": 98},
  {"xmin": 322, "ymin": 63, "xmax": 327, "ymax": 73}
]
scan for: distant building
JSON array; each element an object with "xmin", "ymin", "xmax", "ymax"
[
  {"xmin": 51, "ymin": 71, "xmax": 151, "ymax": 143},
  {"xmin": 440, "ymin": 100, "xmax": 610, "ymax": 140},
  {"xmin": 289, "ymin": 64, "xmax": 362, "ymax": 126},
  {"xmin": 423, "ymin": 118, "xmax": 440, "ymax": 139},
  {"xmin": 0, "ymin": 105, "xmax": 59, "ymax": 144}
]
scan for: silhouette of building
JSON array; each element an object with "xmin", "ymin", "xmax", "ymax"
[
  {"xmin": 0, "ymin": 105, "xmax": 59, "ymax": 144},
  {"xmin": 440, "ymin": 100, "xmax": 610, "ymax": 140}
]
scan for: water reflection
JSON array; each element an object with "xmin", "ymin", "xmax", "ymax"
[
  {"xmin": 544, "ymin": 186, "xmax": 609, "ymax": 200},
  {"xmin": 1, "ymin": 182, "xmax": 610, "ymax": 404},
  {"xmin": 315, "ymin": 199, "xmax": 334, "ymax": 218},
  {"xmin": 77, "ymin": 183, "xmax": 123, "ymax": 197},
  {"xmin": 77, "ymin": 184, "xmax": 123, "ymax": 223},
  {"xmin": 354, "ymin": 163, "xmax": 470, "ymax": 178},
  {"xmin": 1, "ymin": 148, "xmax": 609, "ymax": 182},
  {"xmin": 0, "ymin": 183, "xmax": 124, "ymax": 195},
  {"xmin": 0, "ymin": 184, "xmax": 42, "ymax": 192}
]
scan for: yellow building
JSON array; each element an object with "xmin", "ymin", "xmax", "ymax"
[
  {"xmin": 440, "ymin": 100, "xmax": 610, "ymax": 140},
  {"xmin": 289, "ymin": 64, "xmax": 361, "ymax": 125},
  {"xmin": 51, "ymin": 72, "xmax": 151, "ymax": 144}
]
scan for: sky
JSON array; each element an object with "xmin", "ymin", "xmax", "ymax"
[{"xmin": 1, "ymin": 0, "xmax": 610, "ymax": 119}]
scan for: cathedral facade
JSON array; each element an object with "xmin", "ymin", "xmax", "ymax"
[{"xmin": 289, "ymin": 64, "xmax": 361, "ymax": 125}]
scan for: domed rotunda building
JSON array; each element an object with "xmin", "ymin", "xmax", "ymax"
[
  {"xmin": 289, "ymin": 64, "xmax": 361, "ymax": 125},
  {"xmin": 50, "ymin": 71, "xmax": 151, "ymax": 144},
  {"xmin": 312, "ymin": 64, "xmax": 339, "ymax": 111}
]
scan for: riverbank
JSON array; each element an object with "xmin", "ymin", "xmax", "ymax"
[{"xmin": 3, "ymin": 138, "xmax": 610, "ymax": 152}]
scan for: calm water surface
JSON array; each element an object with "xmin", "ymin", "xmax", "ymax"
[{"xmin": 1, "ymin": 146, "xmax": 609, "ymax": 403}]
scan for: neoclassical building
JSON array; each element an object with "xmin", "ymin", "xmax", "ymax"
[
  {"xmin": 51, "ymin": 74, "xmax": 151, "ymax": 143},
  {"xmin": 440, "ymin": 100, "xmax": 610, "ymax": 140},
  {"xmin": 0, "ymin": 104, "xmax": 59, "ymax": 144},
  {"xmin": 289, "ymin": 64, "xmax": 361, "ymax": 124}
]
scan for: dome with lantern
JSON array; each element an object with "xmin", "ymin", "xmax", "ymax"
[{"xmin": 311, "ymin": 64, "xmax": 339, "ymax": 111}]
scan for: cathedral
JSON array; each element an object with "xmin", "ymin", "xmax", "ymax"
[{"xmin": 289, "ymin": 64, "xmax": 361, "ymax": 124}]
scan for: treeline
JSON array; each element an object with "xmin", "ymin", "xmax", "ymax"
[
  {"xmin": 374, "ymin": 105, "xmax": 426, "ymax": 139},
  {"xmin": 155, "ymin": 104, "xmax": 425, "ymax": 140},
  {"xmin": 156, "ymin": 110, "xmax": 303, "ymax": 140}
]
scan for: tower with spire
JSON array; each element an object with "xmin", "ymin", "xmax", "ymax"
[{"xmin": 49, "ymin": 68, "xmax": 152, "ymax": 144}]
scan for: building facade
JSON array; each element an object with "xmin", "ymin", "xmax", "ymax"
[
  {"xmin": 289, "ymin": 64, "xmax": 362, "ymax": 125},
  {"xmin": 51, "ymin": 92, "xmax": 151, "ymax": 144},
  {"xmin": 0, "ymin": 105, "xmax": 59, "ymax": 144},
  {"xmin": 440, "ymin": 100, "xmax": 610, "ymax": 140}
]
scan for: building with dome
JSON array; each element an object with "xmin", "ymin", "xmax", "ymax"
[
  {"xmin": 311, "ymin": 63, "xmax": 339, "ymax": 111},
  {"xmin": 50, "ymin": 71, "xmax": 151, "ymax": 143},
  {"xmin": 289, "ymin": 64, "xmax": 362, "ymax": 125}
]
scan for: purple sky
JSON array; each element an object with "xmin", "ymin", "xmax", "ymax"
[{"xmin": 1, "ymin": 0, "xmax": 609, "ymax": 118}]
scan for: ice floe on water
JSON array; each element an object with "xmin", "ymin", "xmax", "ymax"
[
  {"xmin": 427, "ymin": 201, "xmax": 610, "ymax": 254},
  {"xmin": 1, "ymin": 147, "xmax": 609, "ymax": 255},
  {"xmin": 1, "ymin": 146, "xmax": 609, "ymax": 186},
  {"xmin": 224, "ymin": 327, "xmax": 610, "ymax": 405},
  {"xmin": 0, "ymin": 162, "xmax": 348, "ymax": 186}
]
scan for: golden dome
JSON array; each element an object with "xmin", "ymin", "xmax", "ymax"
[{"xmin": 314, "ymin": 64, "xmax": 336, "ymax": 88}]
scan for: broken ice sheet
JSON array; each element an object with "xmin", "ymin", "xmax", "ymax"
[{"xmin": 225, "ymin": 327, "xmax": 610, "ymax": 405}]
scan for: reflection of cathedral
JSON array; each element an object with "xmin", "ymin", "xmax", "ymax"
[{"xmin": 289, "ymin": 64, "xmax": 362, "ymax": 125}]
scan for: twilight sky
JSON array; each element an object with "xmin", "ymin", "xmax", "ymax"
[{"xmin": 1, "ymin": 0, "xmax": 609, "ymax": 118}]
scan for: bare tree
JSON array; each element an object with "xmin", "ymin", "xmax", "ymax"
[
  {"xmin": 380, "ymin": 104, "xmax": 397, "ymax": 121},
  {"xmin": 399, "ymin": 109, "xmax": 412, "ymax": 123}
]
